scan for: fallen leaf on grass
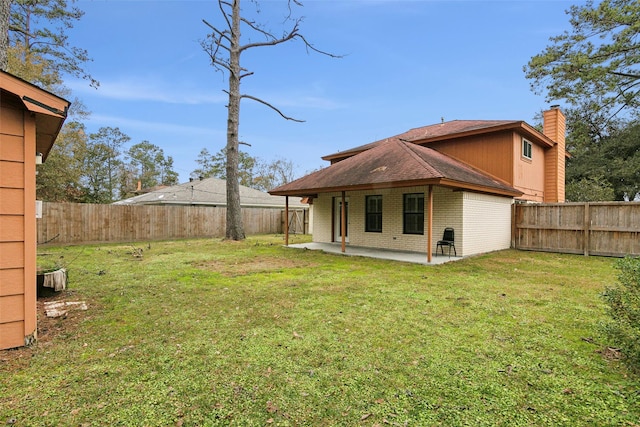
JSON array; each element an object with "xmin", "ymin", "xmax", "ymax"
[
  {"xmin": 266, "ymin": 401, "xmax": 278, "ymax": 413},
  {"xmin": 293, "ymin": 331, "xmax": 303, "ymax": 339},
  {"xmin": 361, "ymin": 413, "xmax": 373, "ymax": 421}
]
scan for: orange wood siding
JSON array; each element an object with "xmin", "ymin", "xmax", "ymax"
[
  {"xmin": 0, "ymin": 135, "xmax": 25, "ymax": 161},
  {"xmin": 22, "ymin": 111, "xmax": 37, "ymax": 343},
  {"xmin": 0, "ymin": 269, "xmax": 25, "ymax": 296},
  {"xmin": 0, "ymin": 94, "xmax": 36, "ymax": 349},
  {"xmin": 0, "ymin": 294, "xmax": 25, "ymax": 322},
  {"xmin": 427, "ymin": 131, "xmax": 514, "ymax": 184},
  {"xmin": 513, "ymin": 133, "xmax": 545, "ymax": 202},
  {"xmin": 0, "ymin": 215, "xmax": 25, "ymax": 242},
  {"xmin": 0, "ymin": 188, "xmax": 25, "ymax": 214},
  {"xmin": 428, "ymin": 130, "xmax": 548, "ymax": 202},
  {"xmin": 1, "ymin": 74, "xmax": 68, "ymax": 350},
  {"xmin": 0, "ymin": 322, "xmax": 25, "ymax": 349},
  {"xmin": 1, "ymin": 160, "xmax": 25, "ymax": 188}
]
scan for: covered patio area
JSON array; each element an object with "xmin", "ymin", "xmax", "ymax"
[{"xmin": 287, "ymin": 242, "xmax": 463, "ymax": 265}]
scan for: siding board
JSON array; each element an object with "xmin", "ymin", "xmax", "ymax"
[
  {"xmin": 0, "ymin": 294, "xmax": 24, "ymax": 323},
  {"xmin": 0, "ymin": 322, "xmax": 24, "ymax": 349},
  {"xmin": 0, "ymin": 242, "xmax": 24, "ymax": 268},
  {"xmin": 0, "ymin": 268, "xmax": 24, "ymax": 296},
  {"xmin": 0, "ymin": 215, "xmax": 24, "ymax": 241},
  {"xmin": 0, "ymin": 135, "xmax": 26, "ymax": 162}
]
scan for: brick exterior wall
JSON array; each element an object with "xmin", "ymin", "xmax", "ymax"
[
  {"xmin": 461, "ymin": 192, "xmax": 513, "ymax": 256},
  {"xmin": 311, "ymin": 187, "xmax": 513, "ymax": 257}
]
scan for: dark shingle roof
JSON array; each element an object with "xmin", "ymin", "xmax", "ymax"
[
  {"xmin": 270, "ymin": 139, "xmax": 521, "ymax": 197},
  {"xmin": 322, "ymin": 119, "xmax": 551, "ymax": 162}
]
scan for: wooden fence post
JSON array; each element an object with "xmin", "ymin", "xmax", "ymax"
[
  {"xmin": 511, "ymin": 203, "xmax": 517, "ymax": 250},
  {"xmin": 583, "ymin": 202, "xmax": 590, "ymax": 256}
]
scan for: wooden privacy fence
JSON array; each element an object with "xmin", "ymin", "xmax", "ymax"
[
  {"xmin": 38, "ymin": 202, "xmax": 307, "ymax": 245},
  {"xmin": 513, "ymin": 201, "xmax": 640, "ymax": 257}
]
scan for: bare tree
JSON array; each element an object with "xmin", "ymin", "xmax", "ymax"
[{"xmin": 201, "ymin": 0, "xmax": 339, "ymax": 240}]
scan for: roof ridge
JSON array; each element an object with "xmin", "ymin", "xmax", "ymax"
[{"xmin": 394, "ymin": 139, "xmax": 442, "ymax": 177}]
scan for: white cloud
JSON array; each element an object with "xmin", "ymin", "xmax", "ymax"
[
  {"xmin": 86, "ymin": 114, "xmax": 225, "ymax": 138},
  {"xmin": 67, "ymin": 78, "xmax": 226, "ymax": 105}
]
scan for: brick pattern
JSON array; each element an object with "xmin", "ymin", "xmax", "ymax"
[
  {"xmin": 311, "ymin": 187, "xmax": 513, "ymax": 257},
  {"xmin": 461, "ymin": 192, "xmax": 512, "ymax": 256}
]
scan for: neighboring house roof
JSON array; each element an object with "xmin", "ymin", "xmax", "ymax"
[
  {"xmin": 322, "ymin": 119, "xmax": 556, "ymax": 163},
  {"xmin": 270, "ymin": 139, "xmax": 522, "ymax": 198},
  {"xmin": 114, "ymin": 177, "xmax": 306, "ymax": 208}
]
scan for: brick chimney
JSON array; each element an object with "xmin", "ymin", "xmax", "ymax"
[{"xmin": 542, "ymin": 105, "xmax": 566, "ymax": 203}]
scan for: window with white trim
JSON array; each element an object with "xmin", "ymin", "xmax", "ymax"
[{"xmin": 522, "ymin": 138, "xmax": 532, "ymax": 160}]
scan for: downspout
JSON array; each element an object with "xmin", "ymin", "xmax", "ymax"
[
  {"xmin": 427, "ymin": 185, "xmax": 433, "ymax": 263},
  {"xmin": 341, "ymin": 191, "xmax": 346, "ymax": 253}
]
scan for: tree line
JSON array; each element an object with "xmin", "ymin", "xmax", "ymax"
[
  {"xmin": 37, "ymin": 125, "xmax": 178, "ymax": 203},
  {"xmin": 37, "ymin": 125, "xmax": 298, "ymax": 203},
  {"xmin": 2, "ymin": 0, "xmax": 640, "ymax": 207},
  {"xmin": 525, "ymin": 0, "xmax": 640, "ymax": 202}
]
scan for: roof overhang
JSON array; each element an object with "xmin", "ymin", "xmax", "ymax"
[
  {"xmin": 322, "ymin": 120, "xmax": 560, "ymax": 164},
  {"xmin": 410, "ymin": 121, "xmax": 556, "ymax": 149},
  {"xmin": 0, "ymin": 71, "xmax": 70, "ymax": 160},
  {"xmin": 270, "ymin": 178, "xmax": 522, "ymax": 198}
]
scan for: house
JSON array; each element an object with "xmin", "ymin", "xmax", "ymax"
[
  {"xmin": 114, "ymin": 177, "xmax": 310, "ymax": 235},
  {"xmin": 269, "ymin": 107, "xmax": 566, "ymax": 262},
  {"xmin": 0, "ymin": 71, "xmax": 69, "ymax": 350},
  {"xmin": 114, "ymin": 177, "xmax": 306, "ymax": 209}
]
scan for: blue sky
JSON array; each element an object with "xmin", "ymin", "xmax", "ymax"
[{"xmin": 66, "ymin": 0, "xmax": 578, "ymax": 183}]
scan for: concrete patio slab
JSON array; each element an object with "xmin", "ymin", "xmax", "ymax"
[{"xmin": 287, "ymin": 242, "xmax": 463, "ymax": 265}]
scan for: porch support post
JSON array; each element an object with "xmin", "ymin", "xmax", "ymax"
[
  {"xmin": 427, "ymin": 185, "xmax": 433, "ymax": 263},
  {"xmin": 285, "ymin": 196, "xmax": 289, "ymax": 246},
  {"xmin": 341, "ymin": 191, "xmax": 346, "ymax": 253}
]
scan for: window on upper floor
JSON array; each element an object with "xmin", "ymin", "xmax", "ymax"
[
  {"xmin": 365, "ymin": 195, "xmax": 383, "ymax": 232},
  {"xmin": 522, "ymin": 138, "xmax": 532, "ymax": 160}
]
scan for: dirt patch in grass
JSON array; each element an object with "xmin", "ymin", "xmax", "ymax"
[
  {"xmin": 0, "ymin": 292, "xmax": 87, "ymax": 370},
  {"xmin": 195, "ymin": 256, "xmax": 317, "ymax": 277}
]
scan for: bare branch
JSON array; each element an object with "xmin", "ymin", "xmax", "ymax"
[
  {"xmin": 286, "ymin": 0, "xmax": 303, "ymax": 20},
  {"xmin": 241, "ymin": 16, "xmax": 278, "ymax": 42},
  {"xmin": 294, "ymin": 33, "xmax": 344, "ymax": 58},
  {"xmin": 218, "ymin": 0, "xmax": 233, "ymax": 32},
  {"xmin": 202, "ymin": 19, "xmax": 231, "ymax": 46},
  {"xmin": 609, "ymin": 71, "xmax": 640, "ymax": 80},
  {"xmin": 241, "ymin": 94, "xmax": 305, "ymax": 122},
  {"xmin": 240, "ymin": 21, "xmax": 300, "ymax": 52}
]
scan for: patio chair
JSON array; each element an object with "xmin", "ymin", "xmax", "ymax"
[{"xmin": 436, "ymin": 227, "xmax": 456, "ymax": 257}]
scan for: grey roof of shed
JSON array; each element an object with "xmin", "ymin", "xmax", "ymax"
[{"xmin": 114, "ymin": 177, "xmax": 306, "ymax": 208}]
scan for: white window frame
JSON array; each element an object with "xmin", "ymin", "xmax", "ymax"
[{"xmin": 522, "ymin": 138, "xmax": 532, "ymax": 160}]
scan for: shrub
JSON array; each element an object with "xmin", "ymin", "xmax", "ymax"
[{"xmin": 601, "ymin": 256, "xmax": 640, "ymax": 372}]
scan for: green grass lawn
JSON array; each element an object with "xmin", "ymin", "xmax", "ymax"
[{"xmin": 2, "ymin": 235, "xmax": 638, "ymax": 426}]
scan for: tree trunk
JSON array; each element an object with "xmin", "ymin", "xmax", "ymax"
[
  {"xmin": 225, "ymin": 0, "xmax": 245, "ymax": 240},
  {"xmin": 0, "ymin": 0, "xmax": 9, "ymax": 71}
]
